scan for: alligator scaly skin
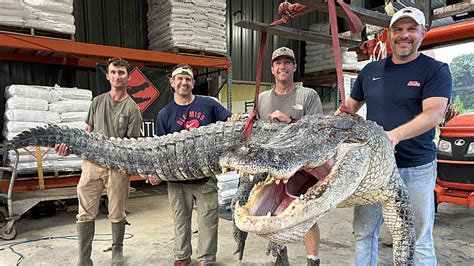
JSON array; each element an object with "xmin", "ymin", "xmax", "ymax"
[{"xmin": 4, "ymin": 121, "xmax": 283, "ymax": 182}]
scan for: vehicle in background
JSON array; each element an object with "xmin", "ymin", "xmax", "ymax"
[{"xmin": 436, "ymin": 112, "xmax": 474, "ymax": 209}]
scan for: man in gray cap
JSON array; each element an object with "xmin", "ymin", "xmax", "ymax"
[
  {"xmin": 343, "ymin": 7, "xmax": 452, "ymax": 265},
  {"xmin": 258, "ymin": 47, "xmax": 323, "ymax": 265}
]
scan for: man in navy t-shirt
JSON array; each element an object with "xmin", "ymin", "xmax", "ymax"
[
  {"xmin": 344, "ymin": 7, "xmax": 452, "ymax": 265},
  {"xmin": 153, "ymin": 64, "xmax": 239, "ymax": 266}
]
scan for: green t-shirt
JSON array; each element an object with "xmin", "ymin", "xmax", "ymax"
[{"xmin": 86, "ymin": 93, "xmax": 142, "ymax": 138}]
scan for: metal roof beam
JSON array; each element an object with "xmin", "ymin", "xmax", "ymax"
[{"xmin": 235, "ymin": 21, "xmax": 360, "ymax": 47}]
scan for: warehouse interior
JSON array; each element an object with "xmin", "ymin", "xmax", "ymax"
[{"xmin": 0, "ymin": 0, "xmax": 473, "ymax": 265}]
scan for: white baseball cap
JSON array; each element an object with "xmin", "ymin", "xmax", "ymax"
[
  {"xmin": 171, "ymin": 67, "xmax": 194, "ymax": 79},
  {"xmin": 389, "ymin": 7, "xmax": 426, "ymax": 28}
]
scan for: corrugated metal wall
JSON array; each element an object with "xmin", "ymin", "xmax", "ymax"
[
  {"xmin": 228, "ymin": 0, "xmax": 328, "ymax": 83},
  {"xmin": 73, "ymin": 0, "xmax": 148, "ymax": 49}
]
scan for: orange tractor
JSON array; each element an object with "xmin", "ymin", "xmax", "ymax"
[{"xmin": 436, "ymin": 112, "xmax": 474, "ymax": 209}]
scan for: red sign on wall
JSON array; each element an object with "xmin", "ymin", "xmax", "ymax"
[{"xmin": 127, "ymin": 67, "xmax": 160, "ymax": 112}]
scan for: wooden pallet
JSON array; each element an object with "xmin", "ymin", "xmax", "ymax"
[
  {"xmin": 302, "ymin": 69, "xmax": 360, "ymax": 86},
  {"xmin": 0, "ymin": 25, "xmax": 75, "ymax": 41},
  {"xmin": 302, "ymin": 69, "xmax": 338, "ymax": 86},
  {"xmin": 165, "ymin": 46, "xmax": 227, "ymax": 58}
]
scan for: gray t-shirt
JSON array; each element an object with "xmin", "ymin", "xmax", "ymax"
[
  {"xmin": 86, "ymin": 92, "xmax": 142, "ymax": 138},
  {"xmin": 257, "ymin": 84, "xmax": 323, "ymax": 120}
]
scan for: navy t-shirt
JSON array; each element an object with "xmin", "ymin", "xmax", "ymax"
[
  {"xmin": 155, "ymin": 95, "xmax": 231, "ymax": 136},
  {"xmin": 351, "ymin": 54, "xmax": 452, "ymax": 168}
]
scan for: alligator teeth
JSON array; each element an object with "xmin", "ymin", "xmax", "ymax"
[
  {"xmin": 222, "ymin": 167, "xmax": 228, "ymax": 173},
  {"xmin": 266, "ymin": 212, "xmax": 271, "ymax": 218},
  {"xmin": 248, "ymin": 174, "xmax": 254, "ymax": 182},
  {"xmin": 249, "ymin": 175, "xmax": 255, "ymax": 182},
  {"xmin": 275, "ymin": 179, "xmax": 281, "ymax": 185},
  {"xmin": 299, "ymin": 194, "xmax": 304, "ymax": 199},
  {"xmin": 283, "ymin": 179, "xmax": 288, "ymax": 184}
]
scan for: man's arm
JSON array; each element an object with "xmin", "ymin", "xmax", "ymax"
[
  {"xmin": 344, "ymin": 96, "xmax": 365, "ymax": 113},
  {"xmin": 334, "ymin": 96, "xmax": 366, "ymax": 115},
  {"xmin": 386, "ymin": 97, "xmax": 448, "ymax": 148}
]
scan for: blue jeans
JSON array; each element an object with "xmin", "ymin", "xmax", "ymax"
[{"xmin": 353, "ymin": 160, "xmax": 437, "ymax": 265}]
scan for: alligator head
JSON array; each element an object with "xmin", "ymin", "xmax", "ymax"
[{"xmin": 220, "ymin": 114, "xmax": 415, "ymax": 264}]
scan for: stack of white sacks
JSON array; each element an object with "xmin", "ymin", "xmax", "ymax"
[
  {"xmin": 305, "ymin": 22, "xmax": 369, "ymax": 73},
  {"xmin": 147, "ymin": 0, "xmax": 227, "ymax": 54},
  {"xmin": 216, "ymin": 171, "xmax": 239, "ymax": 210},
  {"xmin": 3, "ymin": 84, "xmax": 92, "ymax": 173},
  {"xmin": 0, "ymin": 0, "xmax": 75, "ymax": 34}
]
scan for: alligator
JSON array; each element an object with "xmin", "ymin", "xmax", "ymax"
[
  {"xmin": 2, "ymin": 120, "xmax": 281, "ymax": 182},
  {"xmin": 220, "ymin": 114, "xmax": 415, "ymax": 265},
  {"xmin": 2, "ymin": 114, "xmax": 415, "ymax": 264}
]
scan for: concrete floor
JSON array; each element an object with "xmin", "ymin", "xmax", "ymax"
[{"xmin": 1, "ymin": 183, "xmax": 473, "ymax": 265}]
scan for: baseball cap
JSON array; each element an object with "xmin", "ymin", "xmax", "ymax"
[
  {"xmin": 171, "ymin": 66, "xmax": 194, "ymax": 79},
  {"xmin": 389, "ymin": 7, "xmax": 426, "ymax": 28},
  {"xmin": 271, "ymin": 47, "xmax": 296, "ymax": 63}
]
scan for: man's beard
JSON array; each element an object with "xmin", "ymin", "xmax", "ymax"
[{"xmin": 392, "ymin": 41, "xmax": 420, "ymax": 58}]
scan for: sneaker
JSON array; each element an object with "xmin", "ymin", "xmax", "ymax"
[{"xmin": 172, "ymin": 258, "xmax": 191, "ymax": 266}]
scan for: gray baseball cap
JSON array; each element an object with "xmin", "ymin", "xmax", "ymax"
[{"xmin": 271, "ymin": 47, "xmax": 296, "ymax": 63}]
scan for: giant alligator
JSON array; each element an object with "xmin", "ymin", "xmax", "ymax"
[
  {"xmin": 2, "ymin": 114, "xmax": 415, "ymax": 264},
  {"xmin": 219, "ymin": 114, "xmax": 415, "ymax": 265}
]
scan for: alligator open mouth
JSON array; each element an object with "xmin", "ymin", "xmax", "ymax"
[
  {"xmin": 245, "ymin": 160, "xmax": 334, "ymax": 217},
  {"xmin": 230, "ymin": 158, "xmax": 335, "ymax": 228}
]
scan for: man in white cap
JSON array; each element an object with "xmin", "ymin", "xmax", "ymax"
[
  {"xmin": 154, "ymin": 64, "xmax": 239, "ymax": 266},
  {"xmin": 258, "ymin": 47, "xmax": 323, "ymax": 265},
  {"xmin": 343, "ymin": 7, "xmax": 452, "ymax": 265}
]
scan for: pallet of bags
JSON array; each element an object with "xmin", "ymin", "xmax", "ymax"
[
  {"xmin": 304, "ymin": 22, "xmax": 370, "ymax": 74},
  {"xmin": 23, "ymin": 0, "xmax": 75, "ymax": 34},
  {"xmin": 216, "ymin": 171, "xmax": 239, "ymax": 211},
  {"xmin": 3, "ymin": 84, "xmax": 92, "ymax": 174},
  {"xmin": 147, "ymin": 0, "xmax": 227, "ymax": 55},
  {"xmin": 0, "ymin": 0, "xmax": 75, "ymax": 37},
  {"xmin": 0, "ymin": 0, "xmax": 28, "ymax": 27}
]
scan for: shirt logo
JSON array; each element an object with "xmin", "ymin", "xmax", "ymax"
[
  {"xmin": 293, "ymin": 104, "xmax": 303, "ymax": 110},
  {"xmin": 407, "ymin": 81, "xmax": 421, "ymax": 87},
  {"xmin": 184, "ymin": 119, "xmax": 199, "ymax": 130},
  {"xmin": 372, "ymin": 77, "xmax": 382, "ymax": 81}
]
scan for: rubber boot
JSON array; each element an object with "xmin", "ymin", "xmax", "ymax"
[
  {"xmin": 111, "ymin": 220, "xmax": 126, "ymax": 266},
  {"xmin": 307, "ymin": 258, "xmax": 320, "ymax": 266},
  {"xmin": 77, "ymin": 221, "xmax": 95, "ymax": 266}
]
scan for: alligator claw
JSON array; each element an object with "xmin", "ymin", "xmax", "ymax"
[
  {"xmin": 232, "ymin": 226, "xmax": 248, "ymax": 261},
  {"xmin": 267, "ymin": 241, "xmax": 289, "ymax": 266}
]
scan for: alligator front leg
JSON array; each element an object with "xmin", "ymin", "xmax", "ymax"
[
  {"xmin": 380, "ymin": 170, "xmax": 415, "ymax": 265},
  {"xmin": 232, "ymin": 173, "xmax": 267, "ymax": 260},
  {"xmin": 267, "ymin": 241, "xmax": 289, "ymax": 266}
]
